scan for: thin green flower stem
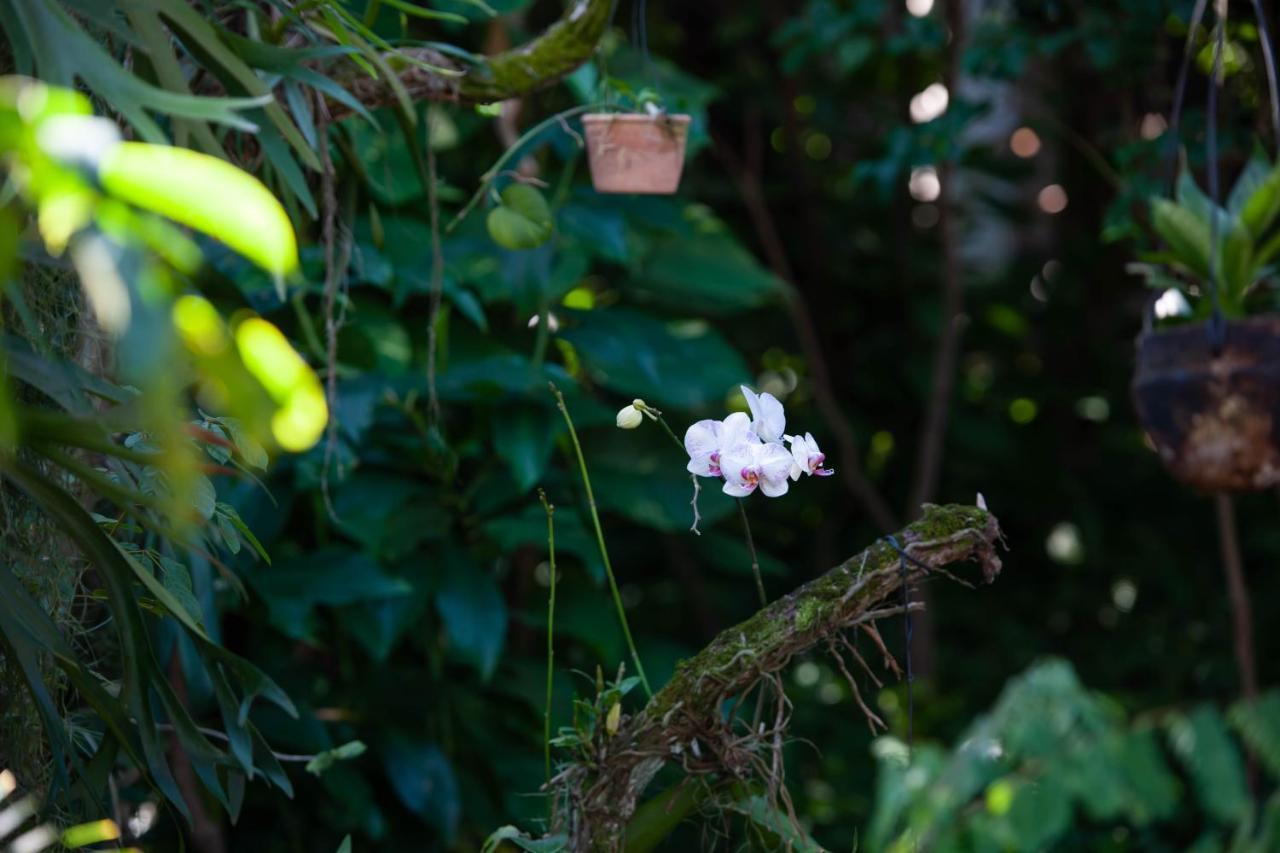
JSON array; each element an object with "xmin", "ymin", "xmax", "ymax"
[
  {"xmin": 652, "ymin": 410, "xmax": 766, "ymax": 606},
  {"xmin": 737, "ymin": 499, "xmax": 767, "ymax": 608},
  {"xmin": 551, "ymin": 384, "xmax": 652, "ymax": 698},
  {"xmin": 538, "ymin": 489, "xmax": 558, "ymax": 794},
  {"xmin": 651, "ymin": 411, "xmax": 684, "ymax": 452}
]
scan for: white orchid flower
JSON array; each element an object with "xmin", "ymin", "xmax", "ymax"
[
  {"xmin": 721, "ymin": 439, "xmax": 794, "ymax": 498},
  {"xmin": 786, "ymin": 432, "xmax": 834, "ymax": 480},
  {"xmin": 685, "ymin": 411, "xmax": 753, "ymax": 478},
  {"xmin": 741, "ymin": 385, "xmax": 786, "ymax": 444}
]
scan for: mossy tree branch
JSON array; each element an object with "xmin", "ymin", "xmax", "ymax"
[
  {"xmin": 335, "ymin": 0, "xmax": 613, "ymax": 112},
  {"xmin": 551, "ymin": 502, "xmax": 1006, "ymax": 850}
]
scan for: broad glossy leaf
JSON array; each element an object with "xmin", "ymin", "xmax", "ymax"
[
  {"xmin": 435, "ymin": 548, "xmax": 506, "ymax": 679},
  {"xmin": 382, "ymin": 738, "xmax": 460, "ymax": 838},
  {"xmin": 1167, "ymin": 705, "xmax": 1249, "ymax": 826},
  {"xmin": 559, "ymin": 202, "xmax": 628, "ymax": 262},
  {"xmin": 246, "ymin": 548, "xmax": 413, "ymax": 639},
  {"xmin": 331, "ymin": 472, "xmax": 447, "ymax": 559},
  {"xmin": 492, "ymin": 405, "xmax": 559, "ymax": 492},
  {"xmin": 634, "ymin": 234, "xmax": 784, "ymax": 313},
  {"xmin": 560, "ymin": 308, "xmax": 749, "ymax": 408}
]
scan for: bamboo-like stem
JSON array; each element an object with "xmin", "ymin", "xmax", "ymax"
[
  {"xmin": 539, "ymin": 490, "xmax": 558, "ymax": 793},
  {"xmin": 551, "ymin": 385, "xmax": 652, "ymax": 698}
]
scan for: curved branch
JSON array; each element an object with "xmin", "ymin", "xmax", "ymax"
[
  {"xmin": 554, "ymin": 502, "xmax": 1005, "ymax": 850},
  {"xmin": 336, "ymin": 0, "xmax": 613, "ymax": 111}
]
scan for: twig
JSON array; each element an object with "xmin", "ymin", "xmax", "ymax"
[
  {"xmin": 551, "ymin": 383, "xmax": 652, "ymax": 697},
  {"xmin": 828, "ymin": 639, "xmax": 886, "ymax": 734}
]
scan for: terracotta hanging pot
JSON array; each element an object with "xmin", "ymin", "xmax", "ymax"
[
  {"xmin": 1132, "ymin": 315, "xmax": 1280, "ymax": 492},
  {"xmin": 582, "ymin": 112, "xmax": 691, "ymax": 194}
]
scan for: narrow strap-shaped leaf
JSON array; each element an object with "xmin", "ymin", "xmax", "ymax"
[
  {"xmin": 122, "ymin": 5, "xmax": 224, "ymax": 155},
  {"xmin": 0, "ymin": 562, "xmax": 164, "ymax": 812},
  {"xmin": 0, "ymin": 458, "xmax": 194, "ymax": 816},
  {"xmin": 137, "ymin": 0, "xmax": 322, "ymax": 171}
]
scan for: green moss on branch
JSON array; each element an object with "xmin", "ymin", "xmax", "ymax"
[
  {"xmin": 336, "ymin": 0, "xmax": 613, "ymax": 110},
  {"xmin": 554, "ymin": 502, "xmax": 1006, "ymax": 850}
]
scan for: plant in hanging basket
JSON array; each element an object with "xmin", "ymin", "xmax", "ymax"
[
  {"xmin": 1130, "ymin": 158, "xmax": 1280, "ymax": 491},
  {"xmin": 582, "ymin": 107, "xmax": 691, "ymax": 195}
]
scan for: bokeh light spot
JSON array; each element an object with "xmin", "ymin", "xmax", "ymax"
[
  {"xmin": 1010, "ymin": 126, "xmax": 1041, "ymax": 158},
  {"xmin": 1037, "ymin": 184, "xmax": 1068, "ymax": 214}
]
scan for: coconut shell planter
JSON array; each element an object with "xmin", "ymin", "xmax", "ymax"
[
  {"xmin": 582, "ymin": 112, "xmax": 691, "ymax": 194},
  {"xmin": 1132, "ymin": 316, "xmax": 1280, "ymax": 492}
]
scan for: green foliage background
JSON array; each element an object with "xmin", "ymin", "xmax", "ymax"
[{"xmin": 6, "ymin": 0, "xmax": 1280, "ymax": 850}]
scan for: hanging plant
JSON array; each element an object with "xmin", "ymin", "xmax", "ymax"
[
  {"xmin": 582, "ymin": 106, "xmax": 691, "ymax": 195},
  {"xmin": 1130, "ymin": 157, "xmax": 1280, "ymax": 491},
  {"xmin": 1129, "ymin": 1, "xmax": 1280, "ymax": 493}
]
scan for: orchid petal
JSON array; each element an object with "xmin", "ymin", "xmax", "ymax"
[
  {"xmin": 759, "ymin": 476, "xmax": 790, "ymax": 497},
  {"xmin": 742, "ymin": 385, "xmax": 786, "ymax": 442},
  {"xmin": 684, "ymin": 419, "xmax": 721, "ymax": 458}
]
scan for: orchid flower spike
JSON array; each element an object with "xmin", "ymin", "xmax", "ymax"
[
  {"xmin": 740, "ymin": 385, "xmax": 786, "ymax": 444},
  {"xmin": 786, "ymin": 432, "xmax": 834, "ymax": 479},
  {"xmin": 685, "ymin": 411, "xmax": 753, "ymax": 478},
  {"xmin": 721, "ymin": 439, "xmax": 794, "ymax": 498}
]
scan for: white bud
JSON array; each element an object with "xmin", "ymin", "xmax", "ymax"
[{"xmin": 616, "ymin": 405, "xmax": 643, "ymax": 429}]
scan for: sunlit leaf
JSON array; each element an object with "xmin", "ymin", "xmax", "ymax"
[{"xmin": 98, "ymin": 142, "xmax": 299, "ymax": 276}]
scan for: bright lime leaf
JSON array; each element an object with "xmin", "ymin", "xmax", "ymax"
[
  {"xmin": 61, "ymin": 819, "xmax": 121, "ymax": 848},
  {"xmin": 98, "ymin": 141, "xmax": 299, "ymax": 276},
  {"xmin": 234, "ymin": 317, "xmax": 328, "ymax": 452}
]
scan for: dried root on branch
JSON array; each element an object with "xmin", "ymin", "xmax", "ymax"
[{"xmin": 552, "ymin": 502, "xmax": 1005, "ymax": 850}]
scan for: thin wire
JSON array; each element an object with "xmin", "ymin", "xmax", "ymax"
[
  {"xmin": 1249, "ymin": 0, "xmax": 1280, "ymax": 144},
  {"xmin": 631, "ymin": 0, "xmax": 659, "ymax": 99},
  {"xmin": 1205, "ymin": 1, "xmax": 1227, "ymax": 351},
  {"xmin": 883, "ymin": 535, "xmax": 924, "ymax": 756},
  {"xmin": 1166, "ymin": 0, "xmax": 1211, "ymax": 196}
]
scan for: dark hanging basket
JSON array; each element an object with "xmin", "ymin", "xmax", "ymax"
[
  {"xmin": 1132, "ymin": 315, "xmax": 1280, "ymax": 492},
  {"xmin": 582, "ymin": 112, "xmax": 691, "ymax": 195}
]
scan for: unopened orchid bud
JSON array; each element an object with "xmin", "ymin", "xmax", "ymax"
[{"xmin": 616, "ymin": 404, "xmax": 643, "ymax": 429}]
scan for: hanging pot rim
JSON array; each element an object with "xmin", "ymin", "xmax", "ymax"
[{"xmin": 581, "ymin": 112, "xmax": 692, "ymax": 124}]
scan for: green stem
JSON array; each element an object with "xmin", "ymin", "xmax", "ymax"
[
  {"xmin": 448, "ymin": 103, "xmax": 606, "ymax": 233},
  {"xmin": 551, "ymin": 384, "xmax": 652, "ymax": 698},
  {"xmin": 361, "ymin": 0, "xmax": 382, "ymax": 27},
  {"xmin": 651, "ymin": 412, "xmax": 684, "ymax": 452},
  {"xmin": 737, "ymin": 499, "xmax": 767, "ymax": 607},
  {"xmin": 539, "ymin": 489, "xmax": 558, "ymax": 793}
]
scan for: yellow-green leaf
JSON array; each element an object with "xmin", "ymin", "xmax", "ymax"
[
  {"xmin": 486, "ymin": 183, "xmax": 553, "ymax": 250},
  {"xmin": 98, "ymin": 141, "xmax": 298, "ymax": 276}
]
